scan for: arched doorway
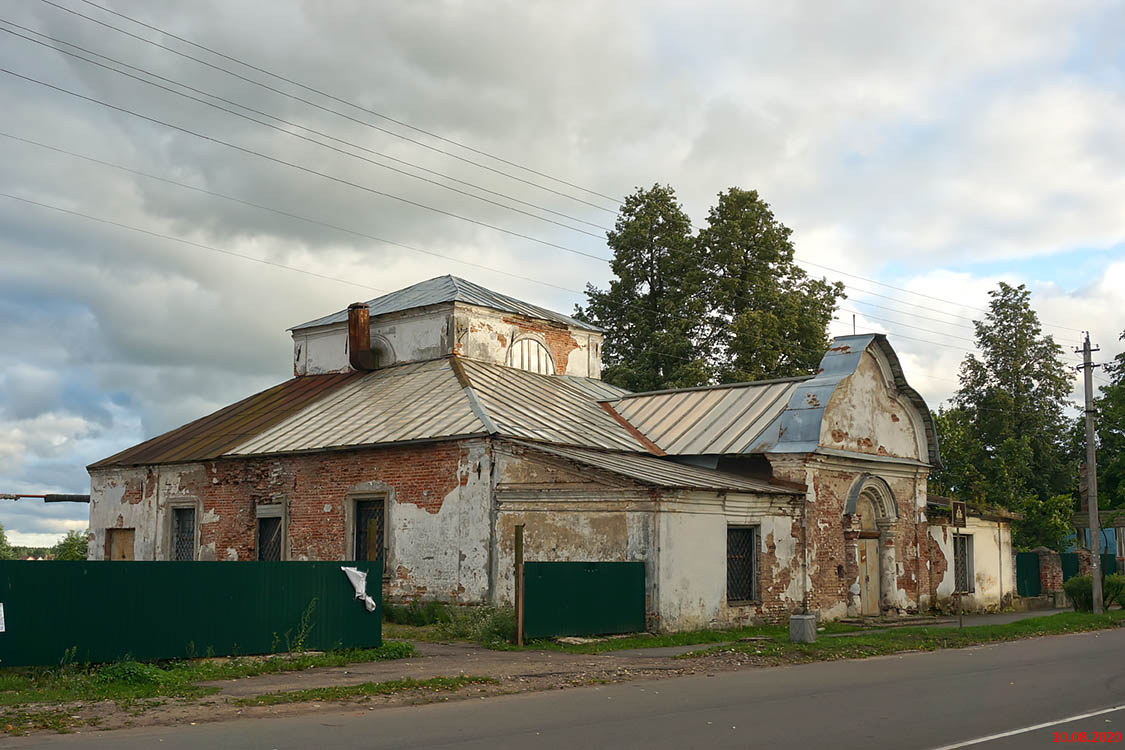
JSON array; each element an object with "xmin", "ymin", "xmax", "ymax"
[
  {"xmin": 845, "ymin": 475, "xmax": 899, "ymax": 616},
  {"xmin": 855, "ymin": 495, "xmax": 881, "ymax": 616}
]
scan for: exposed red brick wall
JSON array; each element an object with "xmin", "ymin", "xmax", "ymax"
[
  {"xmin": 502, "ymin": 316, "xmax": 580, "ymax": 374},
  {"xmin": 1039, "ymin": 549, "xmax": 1064, "ymax": 592},
  {"xmin": 183, "ymin": 441, "xmax": 470, "ymax": 561}
]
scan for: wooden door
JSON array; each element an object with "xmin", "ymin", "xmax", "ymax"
[
  {"xmin": 106, "ymin": 528, "xmax": 135, "ymax": 560},
  {"xmin": 858, "ymin": 538, "xmax": 880, "ymax": 616}
]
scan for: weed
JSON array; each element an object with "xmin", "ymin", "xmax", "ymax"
[
  {"xmin": 234, "ymin": 675, "xmax": 497, "ymax": 706},
  {"xmin": 435, "ymin": 606, "xmax": 516, "ymax": 648}
]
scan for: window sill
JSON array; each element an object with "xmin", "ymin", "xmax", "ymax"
[{"xmin": 727, "ymin": 600, "xmax": 761, "ymax": 607}]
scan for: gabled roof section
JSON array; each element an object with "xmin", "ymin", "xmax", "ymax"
[
  {"xmin": 228, "ymin": 359, "xmax": 488, "ymax": 456},
  {"xmin": 603, "ymin": 376, "xmax": 810, "ymax": 455},
  {"xmin": 755, "ymin": 334, "xmax": 942, "ymax": 467},
  {"xmin": 506, "ymin": 440, "xmax": 802, "ymax": 494},
  {"xmin": 88, "ymin": 372, "xmax": 363, "ymax": 469},
  {"xmin": 459, "ymin": 359, "xmax": 645, "ymax": 452},
  {"xmin": 291, "ymin": 275, "xmax": 601, "ymax": 332}
]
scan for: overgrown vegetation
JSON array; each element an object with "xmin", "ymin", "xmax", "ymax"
[
  {"xmin": 233, "ymin": 675, "xmax": 498, "ymax": 707},
  {"xmin": 520, "ymin": 621, "xmax": 863, "ymax": 654},
  {"xmin": 685, "ymin": 610, "xmax": 1125, "ymax": 662},
  {"xmin": 434, "ymin": 606, "xmax": 516, "ymax": 648},
  {"xmin": 383, "ymin": 599, "xmax": 453, "ymax": 627},
  {"xmin": 1064, "ymin": 574, "xmax": 1125, "ymax": 611}
]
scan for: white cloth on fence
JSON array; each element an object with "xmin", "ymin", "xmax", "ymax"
[{"xmin": 340, "ymin": 566, "xmax": 378, "ymax": 612}]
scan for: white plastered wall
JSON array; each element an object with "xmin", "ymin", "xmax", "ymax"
[{"xmin": 928, "ymin": 515, "xmax": 1015, "ymax": 611}]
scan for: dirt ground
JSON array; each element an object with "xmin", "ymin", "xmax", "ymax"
[{"xmin": 26, "ymin": 641, "xmax": 786, "ymax": 735}]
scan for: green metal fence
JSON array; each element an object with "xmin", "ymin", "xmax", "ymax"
[
  {"xmin": 523, "ymin": 561, "xmax": 645, "ymax": 639},
  {"xmin": 0, "ymin": 560, "xmax": 381, "ymax": 667},
  {"xmin": 1060, "ymin": 553, "xmax": 1080, "ymax": 582},
  {"xmin": 1101, "ymin": 554, "xmax": 1117, "ymax": 575},
  {"xmin": 1015, "ymin": 552, "xmax": 1041, "ymax": 597}
]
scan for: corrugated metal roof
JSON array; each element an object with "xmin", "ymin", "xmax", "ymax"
[
  {"xmin": 507, "ymin": 441, "xmax": 801, "ymax": 494},
  {"xmin": 229, "ymin": 359, "xmax": 487, "ymax": 456},
  {"xmin": 556, "ymin": 375, "xmax": 632, "ymax": 401},
  {"xmin": 291, "ymin": 275, "xmax": 601, "ymax": 332},
  {"xmin": 605, "ymin": 377, "xmax": 809, "ymax": 455},
  {"xmin": 460, "ymin": 359, "xmax": 645, "ymax": 452},
  {"xmin": 88, "ymin": 372, "xmax": 362, "ymax": 469}
]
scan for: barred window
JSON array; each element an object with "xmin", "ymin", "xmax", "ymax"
[
  {"xmin": 953, "ymin": 534, "xmax": 974, "ymax": 593},
  {"xmin": 171, "ymin": 507, "xmax": 195, "ymax": 561},
  {"xmin": 353, "ymin": 498, "xmax": 385, "ymax": 561},
  {"xmin": 727, "ymin": 526, "xmax": 758, "ymax": 603},
  {"xmin": 257, "ymin": 516, "xmax": 282, "ymax": 561}
]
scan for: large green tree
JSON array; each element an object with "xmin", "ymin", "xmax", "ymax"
[
  {"xmin": 1069, "ymin": 330, "xmax": 1125, "ymax": 516},
  {"xmin": 0, "ymin": 522, "xmax": 14, "ymax": 560},
  {"xmin": 576, "ymin": 185, "xmax": 708, "ymax": 392},
  {"xmin": 932, "ymin": 282, "xmax": 1076, "ymax": 549},
  {"xmin": 578, "ymin": 185, "xmax": 843, "ymax": 390},
  {"xmin": 50, "ymin": 530, "xmax": 89, "ymax": 561},
  {"xmin": 697, "ymin": 188, "xmax": 844, "ymax": 382}
]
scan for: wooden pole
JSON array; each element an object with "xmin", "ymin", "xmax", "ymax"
[{"xmin": 514, "ymin": 524, "xmax": 525, "ymax": 646}]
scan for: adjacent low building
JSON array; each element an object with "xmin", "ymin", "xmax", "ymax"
[{"xmin": 87, "ymin": 274, "xmax": 1014, "ymax": 630}]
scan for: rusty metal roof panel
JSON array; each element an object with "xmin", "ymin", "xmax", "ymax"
[
  {"xmin": 606, "ymin": 377, "xmax": 809, "ymax": 455},
  {"xmin": 228, "ymin": 359, "xmax": 486, "ymax": 455},
  {"xmin": 88, "ymin": 372, "xmax": 363, "ymax": 469},
  {"xmin": 508, "ymin": 441, "xmax": 801, "ymax": 494},
  {"xmin": 292, "ymin": 275, "xmax": 601, "ymax": 332},
  {"xmin": 556, "ymin": 375, "xmax": 632, "ymax": 401},
  {"xmin": 460, "ymin": 359, "xmax": 645, "ymax": 452}
]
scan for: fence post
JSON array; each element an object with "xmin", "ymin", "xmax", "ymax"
[{"xmin": 514, "ymin": 524, "xmax": 525, "ymax": 647}]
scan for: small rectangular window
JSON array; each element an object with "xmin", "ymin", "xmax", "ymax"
[
  {"xmin": 954, "ymin": 534, "xmax": 974, "ymax": 593},
  {"xmin": 727, "ymin": 526, "xmax": 758, "ymax": 603},
  {"xmin": 257, "ymin": 516, "xmax": 282, "ymax": 561},
  {"xmin": 353, "ymin": 498, "xmax": 385, "ymax": 561},
  {"xmin": 171, "ymin": 507, "xmax": 195, "ymax": 561}
]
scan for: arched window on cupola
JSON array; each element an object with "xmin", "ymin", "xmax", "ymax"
[{"xmin": 506, "ymin": 336, "xmax": 555, "ymax": 375}]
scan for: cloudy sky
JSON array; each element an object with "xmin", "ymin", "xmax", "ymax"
[{"xmin": 1, "ymin": 1, "xmax": 1123, "ymax": 546}]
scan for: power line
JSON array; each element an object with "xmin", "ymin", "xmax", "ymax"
[
  {"xmin": 39, "ymin": 0, "xmax": 621, "ymax": 213},
  {"xmin": 0, "ymin": 66, "xmax": 612, "ymax": 263},
  {"xmin": 0, "ymin": 130, "xmax": 583, "ymax": 298},
  {"xmin": 3, "ymin": 129, "xmax": 1000, "ymax": 362},
  {"xmin": 0, "ymin": 191, "xmax": 387, "ymax": 294},
  {"xmin": 839, "ymin": 308, "xmax": 977, "ymax": 345},
  {"xmin": 799, "ymin": 257, "xmax": 1083, "ymax": 336},
  {"xmin": 0, "ymin": 21, "xmax": 611, "ymax": 238}
]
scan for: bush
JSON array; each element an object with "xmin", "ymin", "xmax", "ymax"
[
  {"xmin": 435, "ymin": 606, "xmax": 516, "ymax": 648},
  {"xmin": 1064, "ymin": 573, "xmax": 1125, "ymax": 611},
  {"xmin": 383, "ymin": 599, "xmax": 453, "ymax": 626},
  {"xmin": 94, "ymin": 661, "xmax": 169, "ymax": 686},
  {"xmin": 1106, "ymin": 573, "xmax": 1125, "ymax": 608}
]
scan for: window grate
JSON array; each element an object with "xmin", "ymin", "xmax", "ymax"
[
  {"xmin": 727, "ymin": 527, "xmax": 757, "ymax": 602},
  {"xmin": 354, "ymin": 499, "xmax": 384, "ymax": 561},
  {"xmin": 172, "ymin": 507, "xmax": 195, "ymax": 561},
  {"xmin": 257, "ymin": 516, "xmax": 282, "ymax": 561},
  {"xmin": 953, "ymin": 534, "xmax": 973, "ymax": 593}
]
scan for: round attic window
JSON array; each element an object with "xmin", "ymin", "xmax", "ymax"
[{"xmin": 506, "ymin": 337, "xmax": 555, "ymax": 375}]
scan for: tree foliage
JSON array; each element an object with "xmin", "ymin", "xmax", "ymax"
[
  {"xmin": 931, "ymin": 282, "xmax": 1076, "ymax": 549},
  {"xmin": 0, "ymin": 522, "xmax": 14, "ymax": 560},
  {"xmin": 1085, "ymin": 330, "xmax": 1125, "ymax": 511},
  {"xmin": 577, "ymin": 185, "xmax": 844, "ymax": 390},
  {"xmin": 51, "ymin": 530, "xmax": 89, "ymax": 561}
]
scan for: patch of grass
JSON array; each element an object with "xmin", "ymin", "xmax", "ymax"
[
  {"xmin": 0, "ymin": 706, "xmax": 98, "ymax": 736},
  {"xmin": 383, "ymin": 600, "xmax": 453, "ymax": 626},
  {"xmin": 0, "ymin": 641, "xmax": 416, "ymax": 708},
  {"xmin": 684, "ymin": 610, "xmax": 1125, "ymax": 662},
  {"xmin": 234, "ymin": 675, "xmax": 498, "ymax": 706},
  {"xmin": 435, "ymin": 606, "xmax": 516, "ymax": 648}
]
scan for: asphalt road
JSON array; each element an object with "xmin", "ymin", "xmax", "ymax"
[{"xmin": 7, "ymin": 628, "xmax": 1125, "ymax": 750}]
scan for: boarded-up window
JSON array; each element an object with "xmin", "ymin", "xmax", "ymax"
[
  {"xmin": 954, "ymin": 534, "xmax": 974, "ymax": 593},
  {"xmin": 727, "ymin": 526, "xmax": 758, "ymax": 603},
  {"xmin": 506, "ymin": 337, "xmax": 555, "ymax": 375},
  {"xmin": 106, "ymin": 528, "xmax": 135, "ymax": 560},
  {"xmin": 353, "ymin": 499, "xmax": 385, "ymax": 561},
  {"xmin": 171, "ymin": 507, "xmax": 196, "ymax": 561}
]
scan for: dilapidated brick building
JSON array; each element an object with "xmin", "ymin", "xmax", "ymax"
[{"xmin": 88, "ymin": 275, "xmax": 1014, "ymax": 630}]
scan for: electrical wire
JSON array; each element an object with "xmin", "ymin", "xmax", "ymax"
[
  {"xmin": 39, "ymin": 0, "xmax": 622, "ymax": 212},
  {"xmin": 0, "ymin": 66, "xmax": 613, "ymax": 263},
  {"xmin": 0, "ymin": 21, "xmax": 611, "ymax": 238}
]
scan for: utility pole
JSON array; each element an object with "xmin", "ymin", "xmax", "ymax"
[{"xmin": 1078, "ymin": 333, "xmax": 1103, "ymax": 614}]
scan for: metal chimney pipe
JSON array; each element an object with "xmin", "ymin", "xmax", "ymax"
[{"xmin": 347, "ymin": 302, "xmax": 377, "ymax": 371}]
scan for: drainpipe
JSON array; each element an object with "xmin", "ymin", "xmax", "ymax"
[{"xmin": 347, "ymin": 303, "xmax": 377, "ymax": 371}]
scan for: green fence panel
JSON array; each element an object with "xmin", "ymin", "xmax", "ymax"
[
  {"xmin": 1060, "ymin": 553, "xmax": 1080, "ymax": 582},
  {"xmin": 1015, "ymin": 552, "xmax": 1041, "ymax": 597},
  {"xmin": 1102, "ymin": 554, "xmax": 1117, "ymax": 576},
  {"xmin": 523, "ymin": 561, "xmax": 645, "ymax": 639},
  {"xmin": 0, "ymin": 560, "xmax": 381, "ymax": 667}
]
